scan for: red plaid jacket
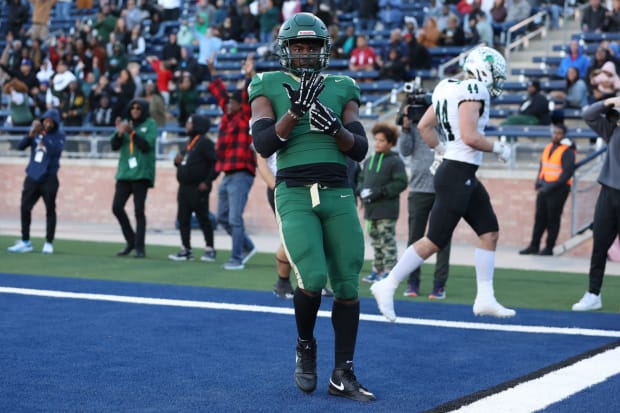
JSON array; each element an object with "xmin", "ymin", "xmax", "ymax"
[{"xmin": 208, "ymin": 77, "xmax": 256, "ymax": 175}]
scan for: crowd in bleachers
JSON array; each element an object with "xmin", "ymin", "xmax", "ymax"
[{"xmin": 0, "ymin": 0, "xmax": 589, "ymax": 142}]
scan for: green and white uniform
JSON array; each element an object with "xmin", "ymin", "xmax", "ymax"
[{"xmin": 249, "ymin": 71, "xmax": 365, "ymax": 299}]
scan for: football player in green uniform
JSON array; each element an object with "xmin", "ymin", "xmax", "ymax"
[{"xmin": 249, "ymin": 13, "xmax": 375, "ymax": 402}]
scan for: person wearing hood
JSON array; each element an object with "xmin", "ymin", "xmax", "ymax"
[
  {"xmin": 110, "ymin": 98, "xmax": 158, "ymax": 258},
  {"xmin": 8, "ymin": 109, "xmax": 65, "ymax": 254},
  {"xmin": 590, "ymin": 60, "xmax": 620, "ymax": 101},
  {"xmin": 520, "ymin": 123, "xmax": 576, "ymax": 256},
  {"xmin": 357, "ymin": 122, "xmax": 408, "ymax": 283},
  {"xmin": 572, "ymin": 96, "xmax": 620, "ymax": 311},
  {"xmin": 168, "ymin": 115, "xmax": 217, "ymax": 262},
  {"xmin": 558, "ymin": 40, "xmax": 591, "ymax": 80}
]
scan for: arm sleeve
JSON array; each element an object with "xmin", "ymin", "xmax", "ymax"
[
  {"xmin": 398, "ymin": 129, "xmax": 414, "ymax": 156},
  {"xmin": 343, "ymin": 121, "xmax": 368, "ymax": 162},
  {"xmin": 110, "ymin": 132, "xmax": 123, "ymax": 151},
  {"xmin": 251, "ymin": 118, "xmax": 285, "ymax": 158},
  {"xmin": 583, "ymin": 100, "xmax": 615, "ymax": 141}
]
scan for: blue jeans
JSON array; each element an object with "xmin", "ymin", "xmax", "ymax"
[
  {"xmin": 56, "ymin": 1, "xmax": 71, "ymax": 21},
  {"xmin": 217, "ymin": 171, "xmax": 255, "ymax": 263}
]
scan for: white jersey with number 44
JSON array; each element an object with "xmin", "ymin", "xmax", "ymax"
[{"xmin": 432, "ymin": 78, "xmax": 491, "ymax": 166}]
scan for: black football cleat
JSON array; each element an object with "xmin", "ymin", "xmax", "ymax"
[
  {"xmin": 294, "ymin": 338, "xmax": 317, "ymax": 393},
  {"xmin": 116, "ymin": 245, "xmax": 135, "ymax": 256},
  {"xmin": 328, "ymin": 362, "xmax": 376, "ymax": 402}
]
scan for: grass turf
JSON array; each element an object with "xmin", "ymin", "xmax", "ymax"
[{"xmin": 1, "ymin": 235, "xmax": 618, "ymax": 313}]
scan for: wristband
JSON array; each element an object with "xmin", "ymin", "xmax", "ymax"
[{"xmin": 287, "ymin": 109, "xmax": 300, "ymax": 121}]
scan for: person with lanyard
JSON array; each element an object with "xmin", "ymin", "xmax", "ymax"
[
  {"xmin": 168, "ymin": 115, "xmax": 218, "ymax": 262},
  {"xmin": 249, "ymin": 13, "xmax": 375, "ymax": 402},
  {"xmin": 110, "ymin": 98, "xmax": 158, "ymax": 258},
  {"xmin": 8, "ymin": 109, "xmax": 65, "ymax": 254},
  {"xmin": 519, "ymin": 123, "xmax": 576, "ymax": 257},
  {"xmin": 572, "ymin": 96, "xmax": 620, "ymax": 311}
]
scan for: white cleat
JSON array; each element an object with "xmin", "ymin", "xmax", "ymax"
[
  {"xmin": 8, "ymin": 240, "xmax": 33, "ymax": 253},
  {"xmin": 572, "ymin": 291, "xmax": 602, "ymax": 311},
  {"xmin": 370, "ymin": 279, "xmax": 397, "ymax": 322},
  {"xmin": 473, "ymin": 298, "xmax": 516, "ymax": 318}
]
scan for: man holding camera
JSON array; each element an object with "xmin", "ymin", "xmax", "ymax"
[{"xmin": 398, "ymin": 95, "xmax": 452, "ymax": 300}]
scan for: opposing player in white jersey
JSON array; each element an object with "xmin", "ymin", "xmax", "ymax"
[{"xmin": 371, "ymin": 46, "xmax": 516, "ymax": 322}]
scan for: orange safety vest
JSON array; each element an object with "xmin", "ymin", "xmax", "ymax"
[{"xmin": 538, "ymin": 143, "xmax": 574, "ymax": 185}]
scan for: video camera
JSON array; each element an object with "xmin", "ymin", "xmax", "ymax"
[{"xmin": 395, "ymin": 82, "xmax": 432, "ymax": 126}]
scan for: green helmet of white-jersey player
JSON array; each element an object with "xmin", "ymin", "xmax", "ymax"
[{"xmin": 277, "ymin": 13, "xmax": 331, "ymax": 75}]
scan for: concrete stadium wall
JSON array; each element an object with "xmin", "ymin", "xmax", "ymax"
[{"xmin": 0, "ymin": 157, "xmax": 593, "ymax": 258}]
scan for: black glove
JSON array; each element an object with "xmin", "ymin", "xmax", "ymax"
[
  {"xmin": 282, "ymin": 70, "xmax": 324, "ymax": 118},
  {"xmin": 310, "ymin": 100, "xmax": 341, "ymax": 136}
]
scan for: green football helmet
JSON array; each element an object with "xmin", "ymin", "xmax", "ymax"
[{"xmin": 277, "ymin": 13, "xmax": 331, "ymax": 75}]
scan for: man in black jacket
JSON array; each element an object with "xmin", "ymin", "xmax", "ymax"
[
  {"xmin": 168, "ymin": 115, "xmax": 218, "ymax": 262},
  {"xmin": 501, "ymin": 80, "xmax": 551, "ymax": 126}
]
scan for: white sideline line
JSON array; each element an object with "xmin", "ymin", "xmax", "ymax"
[
  {"xmin": 450, "ymin": 346, "xmax": 620, "ymax": 413},
  {"xmin": 2, "ymin": 286, "xmax": 620, "ymax": 338}
]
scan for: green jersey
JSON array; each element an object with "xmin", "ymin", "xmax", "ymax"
[
  {"xmin": 112, "ymin": 117, "xmax": 158, "ymax": 187},
  {"xmin": 248, "ymin": 71, "xmax": 360, "ymax": 172}
]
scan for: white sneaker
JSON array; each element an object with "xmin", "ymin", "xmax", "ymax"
[
  {"xmin": 473, "ymin": 297, "xmax": 516, "ymax": 318},
  {"xmin": 572, "ymin": 291, "xmax": 602, "ymax": 311},
  {"xmin": 42, "ymin": 242, "xmax": 54, "ymax": 254},
  {"xmin": 370, "ymin": 279, "xmax": 397, "ymax": 322},
  {"xmin": 8, "ymin": 240, "xmax": 33, "ymax": 253}
]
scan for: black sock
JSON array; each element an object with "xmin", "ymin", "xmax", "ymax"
[
  {"xmin": 293, "ymin": 287, "xmax": 321, "ymax": 341},
  {"xmin": 332, "ymin": 300, "xmax": 360, "ymax": 367}
]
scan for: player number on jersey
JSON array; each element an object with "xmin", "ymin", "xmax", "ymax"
[{"xmin": 435, "ymin": 100, "xmax": 455, "ymax": 141}]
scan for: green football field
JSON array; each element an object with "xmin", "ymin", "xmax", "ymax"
[{"xmin": 1, "ymin": 235, "xmax": 618, "ymax": 313}]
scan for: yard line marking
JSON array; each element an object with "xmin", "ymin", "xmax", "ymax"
[
  {"xmin": 2, "ymin": 286, "xmax": 620, "ymax": 338},
  {"xmin": 446, "ymin": 345, "xmax": 620, "ymax": 413}
]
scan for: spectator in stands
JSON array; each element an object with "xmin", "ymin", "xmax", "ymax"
[
  {"xmin": 417, "ymin": 16, "xmax": 442, "ymax": 48},
  {"xmin": 532, "ymin": 0, "xmax": 565, "ymax": 30},
  {"xmin": 111, "ymin": 16, "xmax": 131, "ymax": 51},
  {"xmin": 357, "ymin": 0, "xmax": 379, "ymax": 31},
  {"xmin": 581, "ymin": 0, "xmax": 608, "ymax": 32},
  {"xmin": 7, "ymin": 0, "xmax": 30, "ymax": 38},
  {"xmin": 172, "ymin": 72, "xmax": 200, "ymax": 127},
  {"xmin": 590, "ymin": 61, "xmax": 620, "ymax": 101},
  {"xmin": 208, "ymin": 56, "xmax": 256, "ymax": 270},
  {"xmin": 147, "ymin": 9, "xmax": 162, "ymax": 37},
  {"xmin": 7, "ymin": 109, "xmax": 65, "ymax": 255},
  {"xmin": 407, "ymin": 35, "xmax": 433, "ymax": 71},
  {"xmin": 349, "ymin": 34, "xmax": 378, "ymax": 72},
  {"xmin": 551, "ymin": 66, "xmax": 589, "ymax": 109},
  {"xmin": 142, "ymin": 81, "xmax": 167, "ymax": 129},
  {"xmin": 111, "ymin": 68, "xmax": 137, "ymax": 120},
  {"xmin": 90, "ymin": 74, "xmax": 114, "ymax": 119},
  {"xmin": 606, "ymin": 0, "xmax": 620, "ymax": 32},
  {"xmin": 87, "ymin": 34, "xmax": 107, "ymax": 76},
  {"xmin": 59, "ymin": 79, "xmax": 86, "ymax": 127},
  {"xmin": 50, "ymin": 60, "xmax": 76, "ymax": 106},
  {"xmin": 377, "ymin": 29, "xmax": 410, "ymax": 70},
  {"xmin": 36, "ymin": 58, "xmax": 55, "ymax": 86},
  {"xmin": 572, "ymin": 95, "xmax": 620, "ymax": 311},
  {"xmin": 110, "ymin": 98, "xmax": 158, "ymax": 258},
  {"xmin": 147, "ymin": 56, "xmax": 173, "ymax": 106},
  {"xmin": 32, "ymin": 80, "xmax": 50, "ymax": 118},
  {"xmin": 123, "ymin": 0, "xmax": 145, "ymax": 31},
  {"xmin": 0, "ymin": 34, "xmax": 24, "ymax": 76},
  {"xmin": 29, "ymin": 0, "xmax": 55, "ymax": 42},
  {"xmin": 106, "ymin": 43, "xmax": 128, "ymax": 80},
  {"xmin": 162, "ymin": 31, "xmax": 182, "ymax": 71},
  {"xmin": 332, "ymin": 24, "xmax": 356, "ymax": 59},
  {"xmin": 175, "ymin": 47, "xmax": 203, "ymax": 83},
  {"xmin": 440, "ymin": 14, "xmax": 466, "ymax": 47},
  {"xmin": 221, "ymin": 12, "xmax": 243, "ymax": 43},
  {"xmin": 3, "ymin": 78, "xmax": 33, "ymax": 127},
  {"xmin": 402, "ymin": 16, "xmax": 419, "ymax": 43},
  {"xmin": 378, "ymin": 48, "xmax": 407, "ymax": 81},
  {"xmin": 92, "ymin": 92, "xmax": 115, "ymax": 126},
  {"xmin": 177, "ymin": 20, "xmax": 195, "ymax": 48},
  {"xmin": 127, "ymin": 26, "xmax": 146, "ymax": 60},
  {"xmin": 239, "ymin": 4, "xmax": 260, "ymax": 43},
  {"xmin": 558, "ymin": 40, "xmax": 590, "ymax": 80},
  {"xmin": 2, "ymin": 59, "xmax": 39, "ymax": 98},
  {"xmin": 586, "ymin": 44, "xmax": 614, "ymax": 88},
  {"xmin": 168, "ymin": 114, "xmax": 217, "ymax": 262},
  {"xmin": 94, "ymin": 4, "xmax": 118, "ymax": 44},
  {"xmin": 357, "ymin": 122, "xmax": 408, "ymax": 284},
  {"xmin": 495, "ymin": 0, "xmax": 531, "ymax": 44},
  {"xmin": 159, "ymin": 0, "xmax": 181, "ymax": 21},
  {"xmin": 520, "ymin": 123, "xmax": 576, "ymax": 256},
  {"xmin": 258, "ymin": 0, "xmax": 281, "ymax": 44},
  {"xmin": 28, "ymin": 39, "xmax": 45, "ymax": 74},
  {"xmin": 501, "ymin": 80, "xmax": 550, "ymax": 126},
  {"xmin": 194, "ymin": 26, "xmax": 223, "ymax": 81}
]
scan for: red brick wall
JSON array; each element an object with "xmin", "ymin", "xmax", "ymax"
[{"xmin": 0, "ymin": 158, "xmax": 593, "ymax": 257}]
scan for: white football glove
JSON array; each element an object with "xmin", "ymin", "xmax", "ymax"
[{"xmin": 493, "ymin": 141, "xmax": 511, "ymax": 163}]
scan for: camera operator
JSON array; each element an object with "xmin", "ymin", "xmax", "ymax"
[{"xmin": 397, "ymin": 89, "xmax": 452, "ymax": 299}]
